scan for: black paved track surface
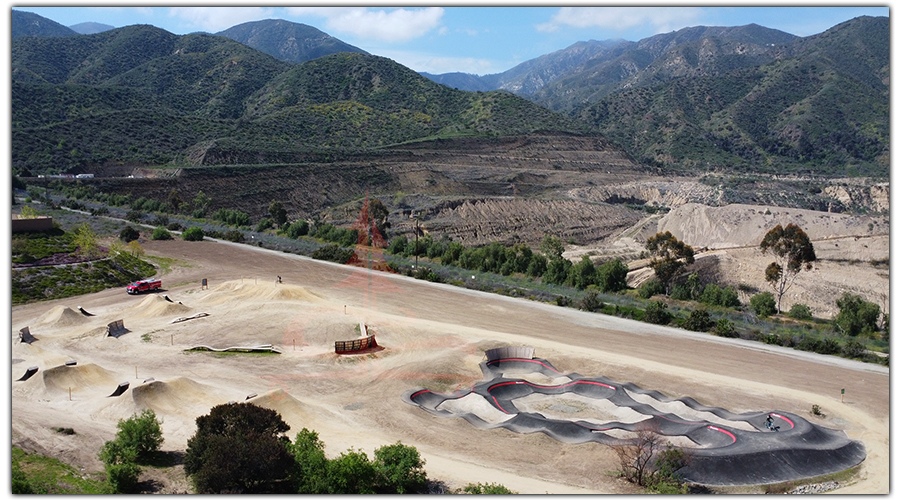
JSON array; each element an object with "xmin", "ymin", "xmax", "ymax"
[{"xmin": 404, "ymin": 356, "xmax": 865, "ymax": 486}]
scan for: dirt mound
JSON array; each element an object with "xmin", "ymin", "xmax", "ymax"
[
  {"xmin": 129, "ymin": 295, "xmax": 192, "ymax": 319},
  {"xmin": 650, "ymin": 203, "xmax": 888, "ymax": 249},
  {"xmin": 41, "ymin": 363, "xmax": 117, "ymax": 396},
  {"xmin": 131, "ymin": 377, "xmax": 227, "ymax": 417},
  {"xmin": 36, "ymin": 306, "xmax": 88, "ymax": 328},
  {"xmin": 198, "ymin": 281, "xmax": 322, "ymax": 305},
  {"xmin": 245, "ymin": 389, "xmax": 320, "ymax": 430}
]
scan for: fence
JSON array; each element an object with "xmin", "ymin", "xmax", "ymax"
[{"xmin": 335, "ymin": 335, "xmax": 378, "ymax": 354}]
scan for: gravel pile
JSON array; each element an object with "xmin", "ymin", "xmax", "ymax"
[{"xmin": 789, "ymin": 481, "xmax": 840, "ymax": 494}]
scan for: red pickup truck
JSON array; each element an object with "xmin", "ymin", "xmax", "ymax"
[{"xmin": 127, "ymin": 279, "xmax": 161, "ymax": 294}]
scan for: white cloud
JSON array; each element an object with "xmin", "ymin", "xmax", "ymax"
[
  {"xmin": 168, "ymin": 7, "xmax": 275, "ymax": 33},
  {"xmin": 286, "ymin": 7, "xmax": 443, "ymax": 43},
  {"xmin": 537, "ymin": 7, "xmax": 703, "ymax": 34},
  {"xmin": 376, "ymin": 49, "xmax": 498, "ymax": 75}
]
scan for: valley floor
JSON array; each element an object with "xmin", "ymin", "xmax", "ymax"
[{"xmin": 10, "ymin": 238, "xmax": 889, "ymax": 493}]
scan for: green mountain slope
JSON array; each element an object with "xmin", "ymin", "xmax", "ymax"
[
  {"xmin": 12, "ymin": 28, "xmax": 588, "ymax": 174},
  {"xmin": 575, "ymin": 16, "xmax": 888, "ymax": 176},
  {"xmin": 217, "ymin": 19, "xmax": 369, "ymax": 63}
]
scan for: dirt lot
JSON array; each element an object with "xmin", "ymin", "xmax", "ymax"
[{"xmin": 10, "ymin": 238, "xmax": 889, "ymax": 494}]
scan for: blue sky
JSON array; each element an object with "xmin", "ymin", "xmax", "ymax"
[{"xmin": 12, "ymin": 4, "xmax": 890, "ymax": 75}]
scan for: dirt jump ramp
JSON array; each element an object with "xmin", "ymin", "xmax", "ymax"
[
  {"xmin": 17, "ymin": 366, "xmax": 39, "ymax": 381},
  {"xmin": 404, "ymin": 353, "xmax": 865, "ymax": 486},
  {"xmin": 18, "ymin": 326, "xmax": 37, "ymax": 344}
]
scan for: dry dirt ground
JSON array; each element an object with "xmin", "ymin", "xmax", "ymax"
[{"xmin": 10, "ymin": 238, "xmax": 889, "ymax": 494}]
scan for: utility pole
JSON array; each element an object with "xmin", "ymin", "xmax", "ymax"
[{"xmin": 414, "ymin": 214, "xmax": 419, "ymax": 270}]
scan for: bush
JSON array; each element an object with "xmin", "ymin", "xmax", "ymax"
[
  {"xmin": 289, "ymin": 429, "xmax": 329, "ymax": 494},
  {"xmin": 579, "ymin": 287, "xmax": 603, "ymax": 312},
  {"xmin": 256, "ymin": 218, "xmax": 274, "ymax": 232},
  {"xmin": 151, "ymin": 227, "xmax": 172, "ymax": 240},
  {"xmin": 788, "ymin": 303, "xmax": 813, "ymax": 320},
  {"xmin": 834, "ymin": 293, "xmax": 881, "ymax": 337},
  {"xmin": 311, "ymin": 244, "xmax": 354, "ymax": 264},
  {"xmin": 182, "ymin": 227, "xmax": 204, "ymax": 242},
  {"xmin": 221, "ymin": 230, "xmax": 245, "ymax": 243},
  {"xmin": 286, "ymin": 220, "xmax": 309, "ymax": 239},
  {"xmin": 639, "ymin": 279, "xmax": 665, "ymax": 299},
  {"xmin": 326, "ymin": 449, "xmax": 378, "ymax": 494},
  {"xmin": 462, "ymin": 482, "xmax": 516, "ymax": 494},
  {"xmin": 643, "ymin": 300, "xmax": 671, "ymax": 325},
  {"xmin": 714, "ymin": 318, "xmax": 737, "ymax": 338},
  {"xmin": 699, "ymin": 284, "xmax": 741, "ymax": 308},
  {"xmin": 113, "ymin": 409, "xmax": 163, "ymax": 461},
  {"xmin": 683, "ymin": 309, "xmax": 712, "ymax": 332},
  {"xmin": 597, "ymin": 259, "xmax": 629, "ymax": 293},
  {"xmin": 750, "ymin": 292, "xmax": 777, "ymax": 318},
  {"xmin": 119, "ymin": 226, "xmax": 140, "ymax": 243},
  {"xmin": 106, "ymin": 462, "xmax": 141, "ymax": 493}
]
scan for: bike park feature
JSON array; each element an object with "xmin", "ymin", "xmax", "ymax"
[{"xmin": 403, "ymin": 347, "xmax": 865, "ymax": 486}]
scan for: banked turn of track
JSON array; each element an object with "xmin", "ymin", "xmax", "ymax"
[{"xmin": 403, "ymin": 348, "xmax": 865, "ymax": 486}]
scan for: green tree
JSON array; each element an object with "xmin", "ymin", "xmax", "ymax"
[
  {"xmin": 750, "ymin": 292, "xmax": 777, "ymax": 318},
  {"xmin": 289, "ymin": 428, "xmax": 329, "ymax": 494},
  {"xmin": 326, "ymin": 449, "xmax": 378, "ymax": 494},
  {"xmin": 192, "ymin": 190, "xmax": 211, "ymax": 217},
  {"xmin": 569, "ymin": 255, "xmax": 597, "ymax": 290},
  {"xmin": 73, "ymin": 222, "xmax": 102, "ymax": 259},
  {"xmin": 543, "ymin": 257, "xmax": 573, "ymax": 285},
  {"xmin": 185, "ymin": 403, "xmax": 298, "ymax": 494},
  {"xmin": 645, "ymin": 232, "xmax": 695, "ymax": 294},
  {"xmin": 373, "ymin": 441, "xmax": 428, "ymax": 494},
  {"xmin": 579, "ymin": 287, "xmax": 603, "ymax": 312},
  {"xmin": 19, "ymin": 205, "xmax": 39, "ymax": 219},
  {"xmin": 760, "ymin": 223, "xmax": 816, "ymax": 313},
  {"xmin": 167, "ymin": 189, "xmax": 183, "ymax": 212},
  {"xmin": 268, "ymin": 200, "xmax": 288, "ymax": 228},
  {"xmin": 112, "ymin": 409, "xmax": 163, "ymax": 461},
  {"xmin": 834, "ymin": 293, "xmax": 881, "ymax": 337},
  {"xmin": 99, "ymin": 439, "xmax": 140, "ymax": 493},
  {"xmin": 597, "ymin": 259, "xmax": 629, "ymax": 293},
  {"xmin": 540, "ymin": 234, "xmax": 565, "ymax": 260},
  {"xmin": 639, "ymin": 278, "xmax": 666, "ymax": 299}
]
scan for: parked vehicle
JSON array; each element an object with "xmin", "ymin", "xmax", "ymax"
[{"xmin": 127, "ymin": 279, "xmax": 161, "ymax": 294}]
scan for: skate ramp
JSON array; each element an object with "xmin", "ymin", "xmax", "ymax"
[
  {"xmin": 36, "ymin": 306, "xmax": 88, "ymax": 328},
  {"xmin": 78, "ymin": 306, "xmax": 94, "ymax": 316},
  {"xmin": 106, "ymin": 319, "xmax": 128, "ymax": 338},
  {"xmin": 405, "ymin": 352, "xmax": 866, "ymax": 486},
  {"xmin": 42, "ymin": 363, "xmax": 117, "ymax": 396}
]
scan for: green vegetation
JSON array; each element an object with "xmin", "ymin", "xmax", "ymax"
[
  {"xmin": 12, "ymin": 228, "xmax": 156, "ymax": 305},
  {"xmin": 98, "ymin": 409, "xmax": 164, "ymax": 493},
  {"xmin": 185, "ymin": 403, "xmax": 431, "ymax": 494},
  {"xmin": 462, "ymin": 482, "xmax": 517, "ymax": 494},
  {"xmin": 833, "ymin": 292, "xmax": 881, "ymax": 337},
  {"xmin": 760, "ymin": 223, "xmax": 816, "ymax": 313},
  {"xmin": 13, "ymin": 447, "xmax": 109, "ymax": 494},
  {"xmin": 182, "ymin": 226, "xmax": 204, "ymax": 241},
  {"xmin": 750, "ymin": 292, "xmax": 778, "ymax": 318},
  {"xmin": 645, "ymin": 232, "xmax": 695, "ymax": 294}
]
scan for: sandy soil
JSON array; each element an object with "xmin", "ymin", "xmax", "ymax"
[{"xmin": 10, "ymin": 238, "xmax": 889, "ymax": 494}]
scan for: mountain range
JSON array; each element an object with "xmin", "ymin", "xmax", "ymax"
[{"xmin": 11, "ymin": 11, "xmax": 889, "ymax": 178}]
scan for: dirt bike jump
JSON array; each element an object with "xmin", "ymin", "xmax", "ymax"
[{"xmin": 404, "ymin": 350, "xmax": 865, "ymax": 487}]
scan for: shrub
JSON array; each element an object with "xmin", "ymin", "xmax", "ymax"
[
  {"xmin": 788, "ymin": 303, "xmax": 813, "ymax": 320},
  {"xmin": 643, "ymin": 300, "xmax": 671, "ymax": 325},
  {"xmin": 289, "ymin": 429, "xmax": 329, "ymax": 494},
  {"xmin": 597, "ymin": 259, "xmax": 629, "ymax": 293},
  {"xmin": 286, "ymin": 220, "xmax": 310, "ymax": 239},
  {"xmin": 683, "ymin": 309, "xmax": 712, "ymax": 332},
  {"xmin": 834, "ymin": 293, "xmax": 880, "ymax": 337},
  {"xmin": 639, "ymin": 279, "xmax": 665, "ymax": 299},
  {"xmin": 256, "ymin": 218, "xmax": 274, "ymax": 232},
  {"xmin": 579, "ymin": 287, "xmax": 603, "ymax": 312},
  {"xmin": 119, "ymin": 226, "xmax": 140, "ymax": 243},
  {"xmin": 151, "ymin": 227, "xmax": 172, "ymax": 240},
  {"xmin": 105, "ymin": 462, "xmax": 140, "ymax": 493},
  {"xmin": 113, "ymin": 409, "xmax": 164, "ymax": 461},
  {"xmin": 750, "ymin": 292, "xmax": 777, "ymax": 318},
  {"xmin": 182, "ymin": 227, "xmax": 204, "ymax": 241},
  {"xmin": 221, "ymin": 230, "xmax": 244, "ymax": 243},
  {"xmin": 311, "ymin": 244, "xmax": 354, "ymax": 264},
  {"xmin": 462, "ymin": 482, "xmax": 516, "ymax": 494},
  {"xmin": 125, "ymin": 210, "xmax": 145, "ymax": 223},
  {"xmin": 714, "ymin": 318, "xmax": 737, "ymax": 338},
  {"xmin": 326, "ymin": 449, "xmax": 378, "ymax": 494}
]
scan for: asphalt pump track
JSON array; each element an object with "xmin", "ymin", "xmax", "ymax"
[{"xmin": 403, "ymin": 355, "xmax": 865, "ymax": 486}]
